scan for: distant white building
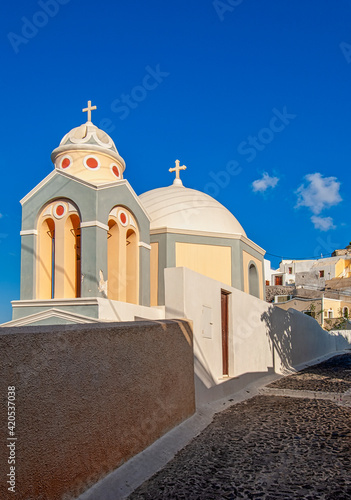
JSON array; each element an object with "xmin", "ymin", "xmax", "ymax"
[
  {"xmin": 264, "ymin": 259, "xmax": 314, "ymax": 286},
  {"xmin": 265, "ymin": 254, "xmax": 351, "ymax": 289}
]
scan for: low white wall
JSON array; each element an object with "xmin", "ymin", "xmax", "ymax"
[
  {"xmin": 329, "ymin": 329, "xmax": 351, "ymax": 348},
  {"xmin": 97, "ymin": 298, "xmax": 164, "ymax": 322},
  {"xmin": 164, "ymin": 267, "xmax": 351, "ymax": 405}
]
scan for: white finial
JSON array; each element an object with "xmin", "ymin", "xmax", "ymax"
[
  {"xmin": 82, "ymin": 100, "xmax": 97, "ymax": 122},
  {"xmin": 169, "ymin": 159, "xmax": 186, "ymax": 186}
]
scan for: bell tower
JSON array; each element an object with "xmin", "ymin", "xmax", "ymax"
[{"xmin": 12, "ymin": 102, "xmax": 152, "ymax": 325}]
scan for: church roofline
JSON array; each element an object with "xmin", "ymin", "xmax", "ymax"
[
  {"xmin": 20, "ymin": 170, "xmax": 57, "ymax": 205},
  {"xmin": 20, "ymin": 170, "xmax": 151, "ymax": 222},
  {"xmin": 2, "ymin": 305, "xmax": 107, "ymax": 327},
  {"xmin": 149, "ymin": 227, "xmax": 266, "ymax": 255}
]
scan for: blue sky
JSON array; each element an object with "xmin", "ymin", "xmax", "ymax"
[{"xmin": 1, "ymin": 0, "xmax": 351, "ymax": 322}]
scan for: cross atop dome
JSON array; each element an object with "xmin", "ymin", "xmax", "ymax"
[
  {"xmin": 169, "ymin": 159, "xmax": 186, "ymax": 186},
  {"xmin": 82, "ymin": 100, "xmax": 97, "ymax": 122}
]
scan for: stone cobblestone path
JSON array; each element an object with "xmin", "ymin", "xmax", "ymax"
[
  {"xmin": 127, "ymin": 354, "xmax": 351, "ymax": 499},
  {"xmin": 267, "ymin": 354, "xmax": 351, "ymax": 393}
]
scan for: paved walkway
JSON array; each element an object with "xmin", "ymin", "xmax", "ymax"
[{"xmin": 127, "ymin": 354, "xmax": 351, "ymax": 500}]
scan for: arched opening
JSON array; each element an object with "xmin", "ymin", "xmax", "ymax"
[
  {"xmin": 107, "ymin": 220, "xmax": 120, "ymax": 300},
  {"xmin": 107, "ymin": 206, "xmax": 140, "ymax": 304},
  {"xmin": 37, "ymin": 218, "xmax": 55, "ymax": 299},
  {"xmin": 36, "ymin": 200, "xmax": 81, "ymax": 300},
  {"xmin": 249, "ymin": 263, "xmax": 260, "ymax": 298},
  {"xmin": 328, "ymin": 309, "xmax": 334, "ymax": 319},
  {"xmin": 64, "ymin": 214, "xmax": 81, "ymax": 298},
  {"xmin": 126, "ymin": 228, "xmax": 139, "ymax": 304},
  {"xmin": 343, "ymin": 307, "xmax": 349, "ymax": 318}
]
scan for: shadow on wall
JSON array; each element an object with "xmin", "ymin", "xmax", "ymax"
[
  {"xmin": 261, "ymin": 305, "xmax": 351, "ymax": 371},
  {"xmin": 261, "ymin": 305, "xmax": 293, "ymax": 373}
]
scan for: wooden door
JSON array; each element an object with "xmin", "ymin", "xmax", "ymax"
[{"xmin": 221, "ymin": 291, "xmax": 229, "ymax": 376}]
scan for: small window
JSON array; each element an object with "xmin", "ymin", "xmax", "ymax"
[
  {"xmin": 319, "ymin": 270, "xmax": 324, "ymax": 278},
  {"xmin": 288, "ymin": 267, "xmax": 293, "ymax": 274}
]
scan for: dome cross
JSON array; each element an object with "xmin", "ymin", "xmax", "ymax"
[
  {"xmin": 169, "ymin": 159, "xmax": 186, "ymax": 186},
  {"xmin": 82, "ymin": 100, "xmax": 97, "ymax": 122}
]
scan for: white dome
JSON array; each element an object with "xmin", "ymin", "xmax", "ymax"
[
  {"xmin": 139, "ymin": 184, "xmax": 246, "ymax": 236},
  {"xmin": 51, "ymin": 121, "xmax": 125, "ymax": 167}
]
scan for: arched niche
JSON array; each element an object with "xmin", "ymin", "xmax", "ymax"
[{"xmin": 248, "ymin": 262, "xmax": 260, "ymax": 299}]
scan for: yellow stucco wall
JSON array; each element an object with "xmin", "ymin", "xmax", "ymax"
[
  {"xmin": 323, "ymin": 298, "xmax": 342, "ymax": 319},
  {"xmin": 150, "ymin": 242, "xmax": 159, "ymax": 306},
  {"xmin": 55, "ymin": 150, "xmax": 125, "ymax": 185},
  {"xmin": 335, "ymin": 259, "xmax": 345, "ymax": 278},
  {"xmin": 175, "ymin": 243, "xmax": 231, "ymax": 286},
  {"xmin": 242, "ymin": 250, "xmax": 264, "ymax": 300},
  {"xmin": 340, "ymin": 302, "xmax": 350, "ymax": 317}
]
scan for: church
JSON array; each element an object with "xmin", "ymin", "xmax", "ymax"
[
  {"xmin": 5, "ymin": 101, "xmax": 266, "ymax": 327},
  {"xmin": 3, "ymin": 103, "xmax": 350, "ymax": 500}
]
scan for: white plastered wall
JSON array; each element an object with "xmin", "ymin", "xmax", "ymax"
[
  {"xmin": 164, "ymin": 267, "xmax": 351, "ymax": 405},
  {"xmin": 97, "ymin": 298, "xmax": 164, "ymax": 322}
]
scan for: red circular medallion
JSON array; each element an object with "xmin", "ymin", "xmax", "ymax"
[
  {"xmin": 56, "ymin": 205, "xmax": 65, "ymax": 217},
  {"xmin": 112, "ymin": 165, "xmax": 120, "ymax": 178},
  {"xmin": 86, "ymin": 157, "xmax": 99, "ymax": 169},
  {"xmin": 62, "ymin": 158, "xmax": 71, "ymax": 169},
  {"xmin": 120, "ymin": 212, "xmax": 127, "ymax": 225}
]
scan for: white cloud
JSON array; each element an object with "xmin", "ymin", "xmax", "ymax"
[
  {"xmin": 252, "ymin": 172, "xmax": 279, "ymax": 193},
  {"xmin": 295, "ymin": 173, "xmax": 342, "ymax": 215},
  {"xmin": 311, "ymin": 216, "xmax": 336, "ymax": 231}
]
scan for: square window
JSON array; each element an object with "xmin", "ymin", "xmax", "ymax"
[{"xmin": 319, "ymin": 270, "xmax": 324, "ymax": 278}]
